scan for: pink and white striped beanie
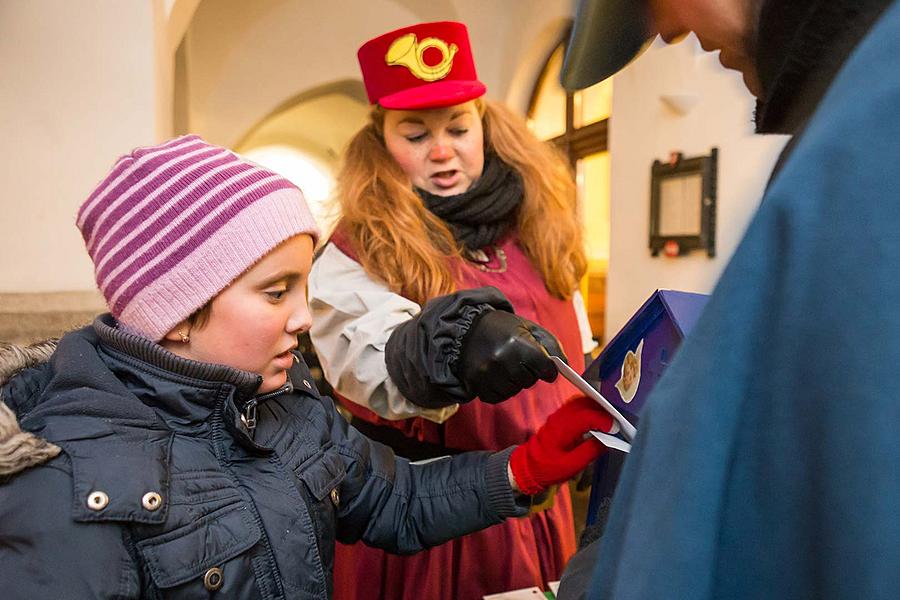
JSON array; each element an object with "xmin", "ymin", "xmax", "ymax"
[{"xmin": 76, "ymin": 135, "xmax": 320, "ymax": 341}]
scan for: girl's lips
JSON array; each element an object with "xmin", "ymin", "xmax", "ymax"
[
  {"xmin": 430, "ymin": 170, "xmax": 460, "ymax": 189},
  {"xmin": 272, "ymin": 350, "xmax": 294, "ymax": 370}
]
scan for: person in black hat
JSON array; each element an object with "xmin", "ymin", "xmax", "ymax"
[
  {"xmin": 556, "ymin": 1, "xmax": 900, "ymax": 598},
  {"xmin": 561, "ymin": 0, "xmax": 761, "ymax": 95}
]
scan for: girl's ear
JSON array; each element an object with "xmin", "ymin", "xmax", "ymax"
[{"xmin": 162, "ymin": 319, "xmax": 193, "ymax": 344}]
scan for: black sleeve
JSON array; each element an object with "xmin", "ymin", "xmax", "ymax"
[{"xmin": 384, "ymin": 286, "xmax": 513, "ymax": 408}]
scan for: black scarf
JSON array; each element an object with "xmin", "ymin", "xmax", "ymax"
[
  {"xmin": 754, "ymin": 0, "xmax": 892, "ymax": 135},
  {"xmin": 416, "ymin": 153, "xmax": 523, "ymax": 252}
]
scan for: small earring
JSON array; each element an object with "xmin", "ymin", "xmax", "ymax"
[{"xmin": 178, "ymin": 330, "xmax": 190, "ymax": 343}]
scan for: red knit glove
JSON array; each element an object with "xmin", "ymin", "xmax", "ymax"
[{"xmin": 509, "ymin": 396, "xmax": 614, "ymax": 496}]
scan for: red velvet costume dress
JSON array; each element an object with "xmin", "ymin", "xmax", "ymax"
[{"xmin": 311, "ymin": 230, "xmax": 588, "ymax": 600}]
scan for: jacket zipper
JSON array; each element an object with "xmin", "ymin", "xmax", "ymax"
[
  {"xmin": 240, "ymin": 383, "xmax": 292, "ymax": 438},
  {"xmin": 236, "ymin": 379, "xmax": 330, "ymax": 597},
  {"xmin": 211, "ymin": 391, "xmax": 285, "ymax": 600}
]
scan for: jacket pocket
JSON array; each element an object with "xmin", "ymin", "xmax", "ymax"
[
  {"xmin": 295, "ymin": 449, "xmax": 346, "ymax": 503},
  {"xmin": 137, "ymin": 502, "xmax": 262, "ymax": 597}
]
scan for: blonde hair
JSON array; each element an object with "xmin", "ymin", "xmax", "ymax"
[{"xmin": 334, "ymin": 99, "xmax": 586, "ymax": 305}]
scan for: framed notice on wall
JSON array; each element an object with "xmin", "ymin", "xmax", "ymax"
[{"xmin": 649, "ymin": 148, "xmax": 718, "ymax": 257}]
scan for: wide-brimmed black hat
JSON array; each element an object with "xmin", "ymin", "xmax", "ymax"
[{"xmin": 561, "ymin": 0, "xmax": 654, "ymax": 90}]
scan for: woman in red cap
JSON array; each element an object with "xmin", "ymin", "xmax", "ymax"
[{"xmin": 309, "ymin": 21, "xmax": 595, "ymax": 599}]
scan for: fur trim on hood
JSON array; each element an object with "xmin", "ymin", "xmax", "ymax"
[{"xmin": 0, "ymin": 340, "xmax": 61, "ymax": 476}]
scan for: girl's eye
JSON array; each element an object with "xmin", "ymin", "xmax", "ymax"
[
  {"xmin": 405, "ymin": 133, "xmax": 427, "ymax": 143},
  {"xmin": 265, "ymin": 290, "xmax": 287, "ymax": 302},
  {"xmin": 450, "ymin": 128, "xmax": 468, "ymax": 136}
]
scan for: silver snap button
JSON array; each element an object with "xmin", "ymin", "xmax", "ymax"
[
  {"xmin": 203, "ymin": 567, "xmax": 224, "ymax": 591},
  {"xmin": 303, "ymin": 379, "xmax": 312, "ymax": 389},
  {"xmin": 141, "ymin": 491, "xmax": 163, "ymax": 511},
  {"xmin": 87, "ymin": 491, "xmax": 109, "ymax": 511},
  {"xmin": 330, "ymin": 488, "xmax": 340, "ymax": 507}
]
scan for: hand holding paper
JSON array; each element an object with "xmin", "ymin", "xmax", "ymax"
[
  {"xmin": 458, "ymin": 309, "xmax": 566, "ymax": 404},
  {"xmin": 509, "ymin": 396, "xmax": 613, "ymax": 496},
  {"xmin": 550, "ymin": 355, "xmax": 637, "ymax": 441}
]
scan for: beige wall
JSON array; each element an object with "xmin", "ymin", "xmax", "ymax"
[
  {"xmin": 604, "ymin": 37, "xmax": 788, "ymax": 337},
  {"xmin": 0, "ymin": 0, "xmax": 163, "ymax": 294}
]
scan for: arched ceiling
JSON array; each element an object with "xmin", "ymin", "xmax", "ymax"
[
  {"xmin": 180, "ymin": 0, "xmax": 574, "ymax": 146},
  {"xmin": 234, "ymin": 80, "xmax": 370, "ymax": 169}
]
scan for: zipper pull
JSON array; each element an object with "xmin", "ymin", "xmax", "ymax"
[{"xmin": 241, "ymin": 398, "xmax": 258, "ymax": 435}]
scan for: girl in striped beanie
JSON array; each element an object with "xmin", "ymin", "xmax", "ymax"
[
  {"xmin": 76, "ymin": 134, "xmax": 320, "ymax": 393},
  {"xmin": 0, "ymin": 134, "xmax": 614, "ymax": 599}
]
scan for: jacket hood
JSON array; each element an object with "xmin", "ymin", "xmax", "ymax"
[{"xmin": 0, "ymin": 339, "xmax": 61, "ymax": 476}]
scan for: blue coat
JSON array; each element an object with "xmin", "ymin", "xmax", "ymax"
[
  {"xmin": 590, "ymin": 2, "xmax": 900, "ymax": 598},
  {"xmin": 0, "ymin": 315, "xmax": 525, "ymax": 599}
]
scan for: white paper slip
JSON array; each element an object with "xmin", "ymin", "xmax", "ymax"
[
  {"xmin": 550, "ymin": 355, "xmax": 637, "ymax": 441},
  {"xmin": 482, "ymin": 587, "xmax": 546, "ymax": 599},
  {"xmin": 547, "ymin": 581, "xmax": 561, "ymax": 596},
  {"xmin": 591, "ymin": 430, "xmax": 632, "ymax": 453}
]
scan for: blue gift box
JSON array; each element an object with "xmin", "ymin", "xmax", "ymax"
[{"xmin": 584, "ymin": 289, "xmax": 709, "ymax": 525}]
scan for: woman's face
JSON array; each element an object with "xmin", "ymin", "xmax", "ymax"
[
  {"xmin": 382, "ymin": 100, "xmax": 485, "ymax": 196},
  {"xmin": 163, "ymin": 234, "xmax": 314, "ymax": 394}
]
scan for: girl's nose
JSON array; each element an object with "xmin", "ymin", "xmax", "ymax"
[
  {"xmin": 428, "ymin": 143, "xmax": 454, "ymax": 162},
  {"xmin": 287, "ymin": 301, "xmax": 312, "ymax": 336}
]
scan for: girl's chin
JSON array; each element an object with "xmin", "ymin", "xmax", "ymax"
[{"xmin": 258, "ymin": 371, "xmax": 288, "ymax": 394}]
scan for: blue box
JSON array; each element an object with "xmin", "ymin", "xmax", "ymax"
[{"xmin": 584, "ymin": 289, "xmax": 709, "ymax": 525}]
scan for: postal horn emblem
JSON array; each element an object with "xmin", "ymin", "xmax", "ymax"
[{"xmin": 385, "ymin": 33, "xmax": 458, "ymax": 82}]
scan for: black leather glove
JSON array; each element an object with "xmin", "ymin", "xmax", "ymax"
[
  {"xmin": 385, "ymin": 287, "xmax": 515, "ymax": 408},
  {"xmin": 455, "ymin": 309, "xmax": 566, "ymax": 404}
]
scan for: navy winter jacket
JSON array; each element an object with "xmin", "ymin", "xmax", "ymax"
[{"xmin": 0, "ymin": 315, "xmax": 527, "ymax": 599}]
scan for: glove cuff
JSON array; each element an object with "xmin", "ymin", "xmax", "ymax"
[
  {"xmin": 509, "ymin": 445, "xmax": 545, "ymax": 496},
  {"xmin": 447, "ymin": 303, "xmax": 493, "ymax": 374}
]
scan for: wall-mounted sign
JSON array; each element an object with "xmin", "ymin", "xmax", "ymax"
[{"xmin": 649, "ymin": 148, "xmax": 718, "ymax": 258}]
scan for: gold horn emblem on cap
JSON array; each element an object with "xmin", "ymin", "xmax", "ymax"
[{"xmin": 385, "ymin": 33, "xmax": 458, "ymax": 82}]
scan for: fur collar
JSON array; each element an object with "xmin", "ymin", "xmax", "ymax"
[{"xmin": 0, "ymin": 340, "xmax": 61, "ymax": 476}]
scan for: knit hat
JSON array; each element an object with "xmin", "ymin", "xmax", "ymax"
[{"xmin": 76, "ymin": 135, "xmax": 320, "ymax": 341}]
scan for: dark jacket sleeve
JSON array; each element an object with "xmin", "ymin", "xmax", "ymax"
[
  {"xmin": 0, "ymin": 457, "xmax": 140, "ymax": 598},
  {"xmin": 384, "ymin": 286, "xmax": 514, "ymax": 408},
  {"xmin": 327, "ymin": 394, "xmax": 529, "ymax": 553}
]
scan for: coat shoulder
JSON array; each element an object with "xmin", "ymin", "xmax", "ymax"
[{"xmin": 0, "ymin": 340, "xmax": 61, "ymax": 477}]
